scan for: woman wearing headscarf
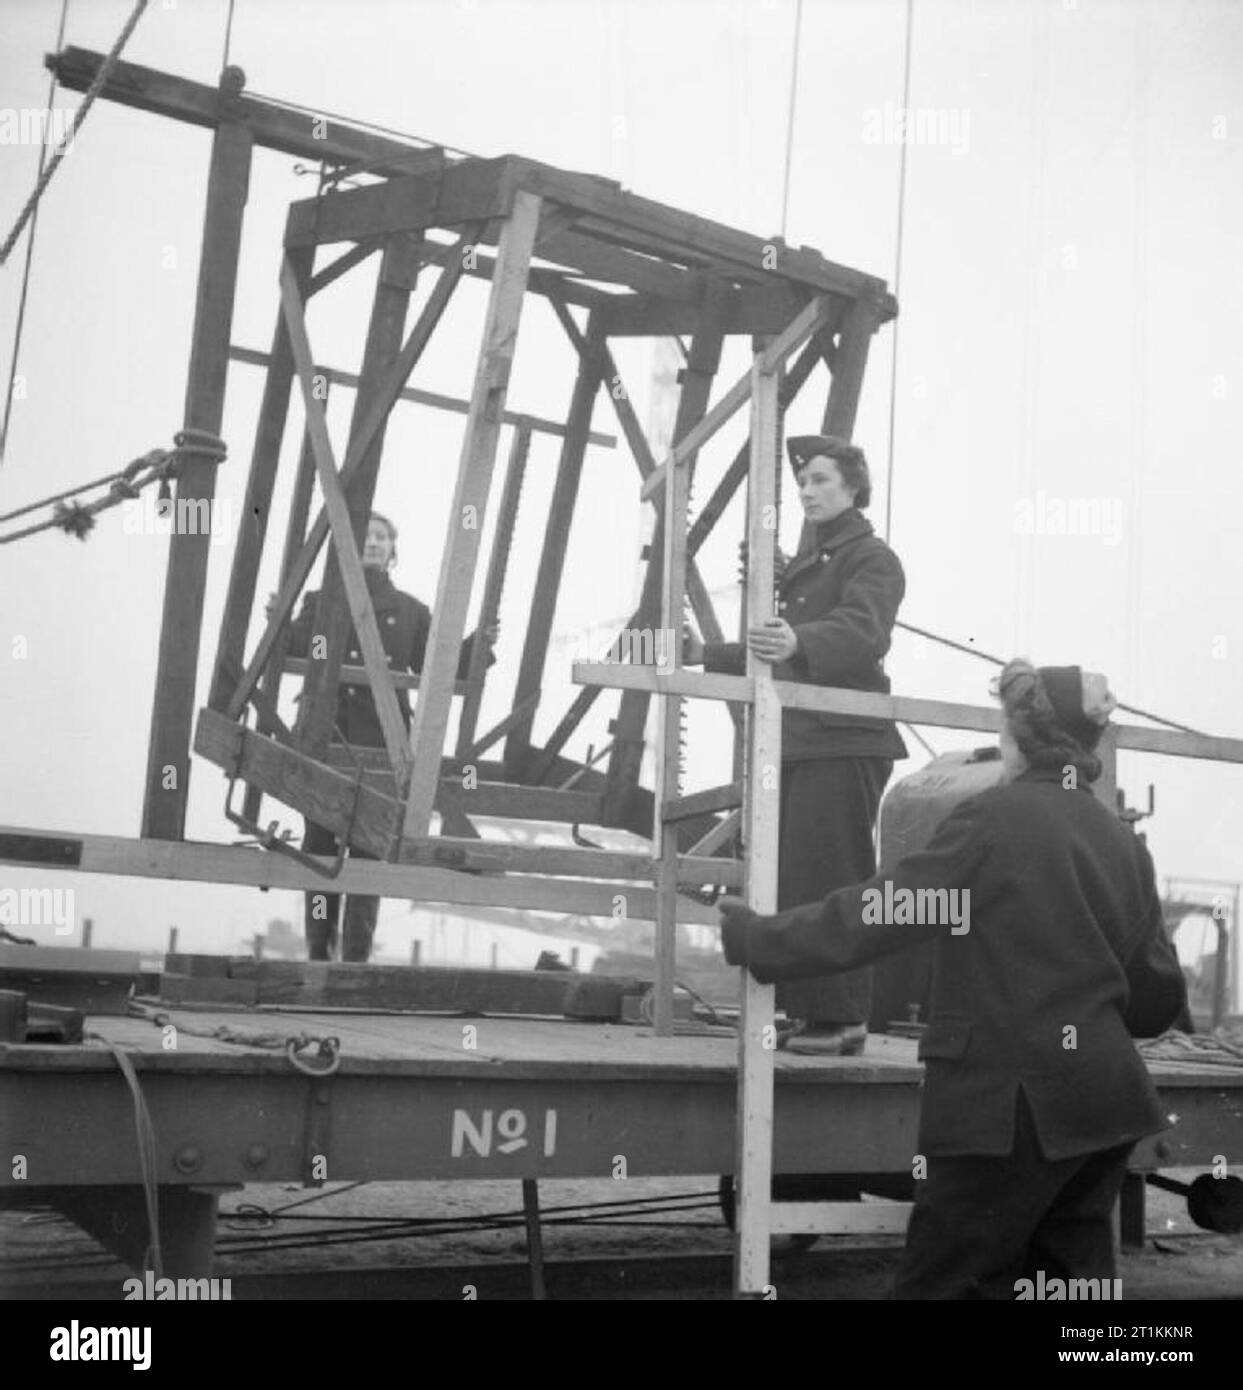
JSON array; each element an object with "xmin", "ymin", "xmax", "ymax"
[
  {"xmin": 285, "ymin": 511, "xmax": 496, "ymax": 962},
  {"xmin": 684, "ymin": 434, "xmax": 907, "ymax": 1054},
  {"xmin": 718, "ymin": 660, "xmax": 1187, "ymax": 1299}
]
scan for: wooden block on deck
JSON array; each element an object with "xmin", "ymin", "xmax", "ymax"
[
  {"xmin": 163, "ymin": 953, "xmax": 233, "ymax": 978},
  {"xmin": 562, "ymin": 974, "xmax": 647, "ymax": 1021},
  {"xmin": 249, "ymin": 961, "xmax": 575, "ymax": 1015},
  {"xmin": 158, "ymin": 973, "xmax": 259, "ymax": 1006}
]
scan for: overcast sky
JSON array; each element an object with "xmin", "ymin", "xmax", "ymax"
[{"xmin": 1, "ymin": 0, "xmax": 1240, "ymax": 984}]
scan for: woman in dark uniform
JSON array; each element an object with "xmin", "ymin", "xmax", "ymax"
[
  {"xmin": 285, "ymin": 512, "xmax": 496, "ymax": 962},
  {"xmin": 685, "ymin": 435, "xmax": 906, "ymax": 1054},
  {"xmin": 719, "ymin": 660, "xmax": 1187, "ymax": 1298}
]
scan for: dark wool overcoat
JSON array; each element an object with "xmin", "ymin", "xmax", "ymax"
[
  {"xmin": 722, "ymin": 767, "xmax": 1187, "ymax": 1160},
  {"xmin": 288, "ymin": 569, "xmax": 490, "ymax": 748},
  {"xmin": 703, "ymin": 508, "xmax": 907, "ymax": 761}
]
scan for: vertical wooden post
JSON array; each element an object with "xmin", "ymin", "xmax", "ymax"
[
  {"xmin": 795, "ymin": 294, "xmax": 879, "ymax": 557},
  {"xmin": 167, "ymin": 926, "xmax": 178, "ymax": 954},
  {"xmin": 242, "ymin": 378, "xmax": 329, "ymax": 824},
  {"xmin": 1093, "ymin": 726, "xmax": 1119, "ymax": 813},
  {"xmin": 208, "ymin": 244, "xmax": 313, "ymax": 712},
  {"xmin": 602, "ymin": 304, "xmax": 726, "ymax": 826},
  {"xmin": 141, "ymin": 80, "xmax": 253, "ymax": 840},
  {"xmin": 734, "ymin": 338, "xmax": 782, "ymax": 1298},
  {"xmin": 503, "ymin": 315, "xmax": 605, "ymax": 777},
  {"xmin": 296, "ymin": 232, "xmax": 423, "ymax": 761},
  {"xmin": 403, "ymin": 192, "xmax": 542, "ymax": 838},
  {"xmin": 458, "ymin": 418, "xmax": 534, "ymax": 756},
  {"xmin": 650, "ymin": 350, "xmax": 695, "ymax": 1034}
]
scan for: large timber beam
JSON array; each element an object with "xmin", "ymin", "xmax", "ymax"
[
  {"xmin": 403, "ymin": 191, "xmax": 544, "ymax": 837},
  {"xmin": 141, "ymin": 74, "xmax": 253, "ymax": 841},
  {"xmin": 48, "ymin": 46, "xmax": 450, "ymax": 179}
]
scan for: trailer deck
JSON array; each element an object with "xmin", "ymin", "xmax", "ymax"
[{"xmin": 4, "ymin": 1012, "xmax": 1241, "ymax": 1283}]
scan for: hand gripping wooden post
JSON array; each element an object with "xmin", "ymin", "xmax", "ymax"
[{"xmin": 734, "ymin": 336, "xmax": 783, "ymax": 1298}]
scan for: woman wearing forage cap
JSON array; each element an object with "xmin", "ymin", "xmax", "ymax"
[{"xmin": 719, "ymin": 659, "xmax": 1187, "ymax": 1299}]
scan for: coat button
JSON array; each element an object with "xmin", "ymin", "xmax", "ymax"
[
  {"xmin": 386, "ymin": 616, "xmax": 395, "ymax": 625},
  {"xmin": 777, "ymin": 601, "xmax": 787, "ymax": 612}
]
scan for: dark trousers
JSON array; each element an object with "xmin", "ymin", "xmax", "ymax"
[
  {"xmin": 302, "ymin": 820, "xmax": 379, "ymax": 963},
  {"xmin": 776, "ymin": 755, "xmax": 892, "ymax": 1024},
  {"xmin": 895, "ymin": 1091, "xmax": 1133, "ymax": 1300}
]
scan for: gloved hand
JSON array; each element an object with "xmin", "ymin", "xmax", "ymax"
[{"xmin": 718, "ymin": 894, "xmax": 761, "ymax": 967}]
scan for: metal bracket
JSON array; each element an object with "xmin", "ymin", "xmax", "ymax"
[{"xmin": 222, "ymin": 727, "xmax": 367, "ymax": 881}]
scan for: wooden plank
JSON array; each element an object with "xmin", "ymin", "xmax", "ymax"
[
  {"xmin": 283, "ymin": 158, "xmax": 516, "ymax": 247},
  {"xmin": 398, "ymin": 836, "xmax": 742, "ymax": 886},
  {"xmin": 244, "ymin": 961, "xmax": 574, "ymax": 1015},
  {"xmin": 603, "ymin": 300, "xmax": 727, "ymax": 828},
  {"xmin": 141, "ymin": 108, "xmax": 253, "ymax": 841},
  {"xmin": 536, "ymin": 228, "xmax": 699, "ymax": 301},
  {"xmin": 242, "ymin": 358, "xmax": 327, "ymax": 826},
  {"xmin": 586, "ymin": 326, "xmax": 730, "ymax": 663},
  {"xmin": 404, "ymin": 191, "xmax": 542, "ymax": 836},
  {"xmin": 295, "ymin": 232, "xmax": 423, "ymax": 762},
  {"xmin": 685, "ymin": 330, "xmax": 828, "ymax": 555},
  {"xmin": 279, "ymin": 255, "xmax": 412, "ymax": 776},
  {"xmin": 602, "ymin": 285, "xmax": 833, "ymax": 337},
  {"xmin": 196, "ymin": 705, "xmax": 401, "ymax": 857},
  {"xmin": 663, "ymin": 783, "xmax": 742, "ymax": 822},
  {"xmin": 795, "ymin": 294, "xmax": 881, "ymax": 556},
  {"xmin": 509, "ymin": 159, "xmax": 889, "ymax": 301},
  {"xmin": 49, "ymin": 46, "xmax": 451, "ymax": 180},
  {"xmin": 639, "ymin": 368, "xmax": 752, "ymax": 502},
  {"xmin": 767, "ymin": 1202, "xmax": 911, "ymax": 1236},
  {"xmin": 639, "ymin": 295, "xmax": 830, "ymax": 503},
  {"xmin": 457, "ymin": 419, "xmax": 532, "ymax": 754},
  {"xmin": 307, "ymin": 239, "xmax": 382, "ymax": 297},
  {"xmin": 0, "ymin": 823, "xmax": 723, "ymax": 923},
  {"xmin": 225, "ymin": 225, "xmax": 482, "ymax": 723},
  {"xmin": 686, "ymin": 808, "xmax": 742, "ymax": 858},
  {"xmin": 735, "ymin": 339, "xmax": 783, "ymax": 1298},
  {"xmin": 283, "ymin": 658, "xmax": 470, "ymax": 694},
  {"xmin": 503, "ymin": 311, "xmax": 606, "ymax": 775},
  {"xmin": 208, "ymin": 245, "xmax": 313, "ymax": 714},
  {"xmin": 228, "ymin": 345, "xmax": 617, "ymax": 447},
  {"xmin": 573, "ymin": 666, "xmax": 1243, "ymax": 766}
]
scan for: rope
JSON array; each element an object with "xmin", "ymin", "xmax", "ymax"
[
  {"xmin": 0, "ymin": 0, "xmax": 149, "ymax": 269},
  {"xmin": 1138, "ymin": 1028, "xmax": 1243, "ymax": 1070},
  {"xmin": 0, "ymin": 0, "xmax": 70, "ymax": 469},
  {"xmin": 882, "ymin": 0, "xmax": 914, "ymax": 546},
  {"xmin": 221, "ymin": 0, "xmax": 237, "ymax": 70},
  {"xmin": 894, "ymin": 618, "xmax": 1201, "ymax": 734},
  {"xmin": 778, "ymin": 0, "xmax": 804, "ymax": 242},
  {"xmin": 0, "ymin": 431, "xmax": 226, "ymax": 545},
  {"xmin": 127, "ymin": 1003, "xmax": 342, "ymax": 1076},
  {"xmin": 85, "ymin": 1033, "xmax": 164, "ymax": 1279}
]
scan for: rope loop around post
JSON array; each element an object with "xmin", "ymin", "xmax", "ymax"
[{"xmin": 173, "ymin": 429, "xmax": 228, "ymax": 465}]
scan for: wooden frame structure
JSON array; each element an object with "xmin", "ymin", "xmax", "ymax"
[
  {"xmin": 8, "ymin": 49, "xmax": 1243, "ymax": 1299},
  {"xmin": 23, "ymin": 52, "xmax": 894, "ymax": 933}
]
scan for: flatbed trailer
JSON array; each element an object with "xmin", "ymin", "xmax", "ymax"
[{"xmin": 3, "ymin": 1015, "xmax": 1241, "ymax": 1282}]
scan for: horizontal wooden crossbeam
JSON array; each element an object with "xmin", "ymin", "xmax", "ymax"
[
  {"xmin": 282, "ymin": 658, "xmax": 472, "ymax": 695},
  {"xmin": 48, "ymin": 46, "xmax": 452, "ymax": 179},
  {"xmin": 663, "ymin": 784, "xmax": 743, "ymax": 823},
  {"xmin": 0, "ymin": 824, "xmax": 722, "ymax": 923},
  {"xmin": 228, "ymin": 345, "xmax": 617, "ymax": 446},
  {"xmin": 571, "ymin": 664, "xmax": 1243, "ymax": 765}
]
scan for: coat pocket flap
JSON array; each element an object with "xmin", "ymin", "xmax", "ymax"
[{"xmin": 918, "ymin": 1017, "xmax": 972, "ymax": 1061}]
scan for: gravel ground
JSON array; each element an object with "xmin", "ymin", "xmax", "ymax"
[{"xmin": 4, "ymin": 1169, "xmax": 1242, "ymax": 1299}]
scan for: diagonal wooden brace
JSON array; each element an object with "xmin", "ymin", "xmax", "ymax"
[{"xmin": 278, "ymin": 256, "xmax": 412, "ymax": 781}]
